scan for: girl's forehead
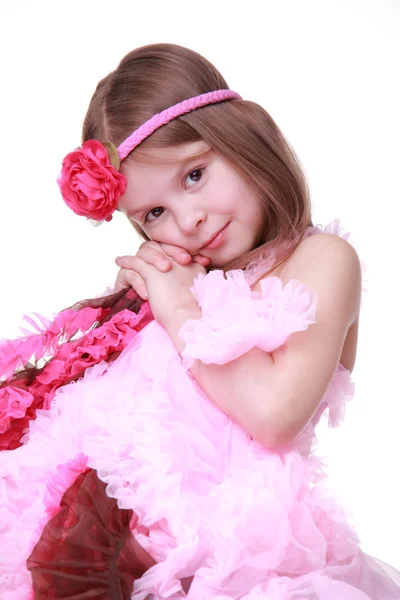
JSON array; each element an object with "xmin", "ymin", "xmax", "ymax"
[{"xmin": 128, "ymin": 140, "xmax": 212, "ymax": 167}]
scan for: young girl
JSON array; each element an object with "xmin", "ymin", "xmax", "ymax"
[{"xmin": 1, "ymin": 43, "xmax": 399, "ymax": 599}]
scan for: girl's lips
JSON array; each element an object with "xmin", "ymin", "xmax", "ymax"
[{"xmin": 201, "ymin": 223, "xmax": 230, "ymax": 250}]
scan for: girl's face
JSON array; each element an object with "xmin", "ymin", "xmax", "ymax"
[{"xmin": 118, "ymin": 141, "xmax": 266, "ymax": 268}]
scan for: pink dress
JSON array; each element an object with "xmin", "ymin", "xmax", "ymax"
[{"xmin": 1, "ymin": 221, "xmax": 399, "ymax": 599}]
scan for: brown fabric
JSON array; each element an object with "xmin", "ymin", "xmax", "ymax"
[{"xmin": 27, "ymin": 469, "xmax": 155, "ymax": 599}]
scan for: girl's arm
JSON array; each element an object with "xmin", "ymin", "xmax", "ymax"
[{"xmin": 163, "ymin": 233, "xmax": 362, "ymax": 448}]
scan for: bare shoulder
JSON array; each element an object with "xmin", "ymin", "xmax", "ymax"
[
  {"xmin": 255, "ymin": 233, "xmax": 362, "ymax": 327},
  {"xmin": 247, "ymin": 233, "xmax": 364, "ymax": 444},
  {"xmin": 282, "ymin": 233, "xmax": 361, "ymax": 280},
  {"xmin": 256, "ymin": 234, "xmax": 361, "ymax": 302},
  {"xmin": 278, "ymin": 233, "xmax": 362, "ymax": 327}
]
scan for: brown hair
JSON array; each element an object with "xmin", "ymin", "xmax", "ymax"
[
  {"xmin": 83, "ymin": 42, "xmax": 313, "ymax": 275},
  {"xmin": 0, "ymin": 44, "xmax": 313, "ymax": 413}
]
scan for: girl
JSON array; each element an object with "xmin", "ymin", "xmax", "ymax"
[{"xmin": 1, "ymin": 43, "xmax": 399, "ymax": 599}]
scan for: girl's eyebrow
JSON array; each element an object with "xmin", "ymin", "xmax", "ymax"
[
  {"xmin": 174, "ymin": 146, "xmax": 213, "ymax": 176},
  {"xmin": 177, "ymin": 146, "xmax": 213, "ymax": 164}
]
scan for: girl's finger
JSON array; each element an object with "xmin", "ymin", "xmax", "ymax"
[
  {"xmin": 192, "ymin": 255, "xmax": 211, "ymax": 266},
  {"xmin": 116, "ymin": 248, "xmax": 172, "ymax": 272},
  {"xmin": 114, "ymin": 268, "xmax": 148, "ymax": 300},
  {"xmin": 159, "ymin": 243, "xmax": 210, "ymax": 267},
  {"xmin": 159, "ymin": 243, "xmax": 192, "ymax": 265}
]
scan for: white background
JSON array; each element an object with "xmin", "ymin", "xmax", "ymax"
[{"xmin": 0, "ymin": 0, "xmax": 399, "ymax": 569}]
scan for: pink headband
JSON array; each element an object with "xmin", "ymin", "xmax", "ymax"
[{"xmin": 58, "ymin": 89, "xmax": 242, "ymax": 223}]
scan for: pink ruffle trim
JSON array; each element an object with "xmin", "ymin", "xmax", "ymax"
[
  {"xmin": 0, "ymin": 306, "xmax": 102, "ymax": 382},
  {"xmin": 0, "ymin": 303, "xmax": 152, "ymax": 450},
  {"xmin": 179, "ymin": 270, "xmax": 317, "ymax": 368}
]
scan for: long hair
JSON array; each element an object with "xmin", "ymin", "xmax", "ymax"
[
  {"xmin": 83, "ymin": 43, "xmax": 312, "ymax": 273},
  {"xmin": 0, "ymin": 44, "xmax": 313, "ymax": 443}
]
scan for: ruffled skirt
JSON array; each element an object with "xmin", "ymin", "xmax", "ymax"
[{"xmin": 1, "ymin": 321, "xmax": 400, "ymax": 599}]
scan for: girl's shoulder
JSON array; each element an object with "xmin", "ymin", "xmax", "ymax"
[
  {"xmin": 251, "ymin": 230, "xmax": 362, "ymax": 336},
  {"xmin": 245, "ymin": 219, "xmax": 360, "ymax": 287},
  {"xmin": 278, "ymin": 231, "xmax": 361, "ymax": 287},
  {"xmin": 251, "ymin": 229, "xmax": 361, "ymax": 291}
]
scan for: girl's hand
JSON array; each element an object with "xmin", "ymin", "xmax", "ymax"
[
  {"xmin": 115, "ymin": 241, "xmax": 205, "ymax": 328},
  {"xmin": 114, "ymin": 242, "xmax": 210, "ymax": 299}
]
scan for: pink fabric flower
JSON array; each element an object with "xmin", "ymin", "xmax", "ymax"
[{"xmin": 58, "ymin": 140, "xmax": 127, "ymax": 222}]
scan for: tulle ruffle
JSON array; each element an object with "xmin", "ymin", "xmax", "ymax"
[
  {"xmin": 1, "ymin": 219, "xmax": 398, "ymax": 599},
  {"xmin": 0, "ymin": 304, "xmax": 152, "ymax": 451},
  {"xmin": 0, "ymin": 306, "xmax": 102, "ymax": 382},
  {"xmin": 27, "ymin": 468, "xmax": 155, "ymax": 599},
  {"xmin": 179, "ymin": 270, "xmax": 317, "ymax": 368},
  {"xmin": 0, "ymin": 313, "xmax": 388, "ymax": 599}
]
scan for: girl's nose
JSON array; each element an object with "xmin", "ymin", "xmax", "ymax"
[{"xmin": 177, "ymin": 207, "xmax": 207, "ymax": 234}]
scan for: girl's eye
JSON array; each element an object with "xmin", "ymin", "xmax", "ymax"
[
  {"xmin": 185, "ymin": 168, "xmax": 204, "ymax": 188},
  {"xmin": 144, "ymin": 207, "xmax": 165, "ymax": 223},
  {"xmin": 144, "ymin": 168, "xmax": 204, "ymax": 223}
]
